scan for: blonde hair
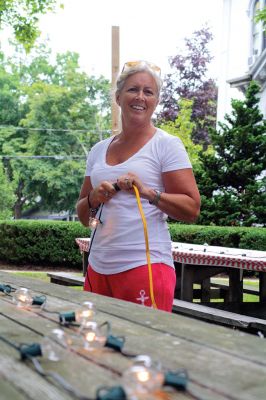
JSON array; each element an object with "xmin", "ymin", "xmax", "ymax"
[{"xmin": 115, "ymin": 61, "xmax": 163, "ymax": 99}]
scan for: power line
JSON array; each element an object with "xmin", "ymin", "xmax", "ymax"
[
  {"xmin": 0, "ymin": 125, "xmax": 112, "ymax": 134},
  {"xmin": 0, "ymin": 155, "xmax": 86, "ymax": 160}
]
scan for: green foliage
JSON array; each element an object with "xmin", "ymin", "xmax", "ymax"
[
  {"xmin": 0, "ymin": 220, "xmax": 88, "ymax": 268},
  {"xmin": 158, "ymin": 26, "xmax": 217, "ymax": 145},
  {"xmin": 168, "ymin": 223, "xmax": 266, "ymax": 250},
  {"xmin": 197, "ymin": 81, "xmax": 266, "ymax": 226},
  {"xmin": 0, "ymin": 0, "xmax": 63, "ymax": 52},
  {"xmin": 159, "ymin": 98, "xmax": 213, "ymax": 182},
  {"xmin": 159, "ymin": 98, "xmax": 210, "ymax": 170},
  {"xmin": 0, "ymin": 221, "xmax": 264, "ymax": 270},
  {"xmin": 255, "ymin": 6, "xmax": 266, "ymax": 31},
  {"xmin": 0, "ymin": 47, "xmax": 111, "ymax": 218},
  {"xmin": 0, "ymin": 164, "xmax": 15, "ymax": 219}
]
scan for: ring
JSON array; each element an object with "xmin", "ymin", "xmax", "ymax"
[{"xmin": 125, "ymin": 178, "xmax": 131, "ymax": 187}]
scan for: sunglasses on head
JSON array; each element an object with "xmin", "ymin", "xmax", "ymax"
[{"xmin": 122, "ymin": 60, "xmax": 161, "ymax": 76}]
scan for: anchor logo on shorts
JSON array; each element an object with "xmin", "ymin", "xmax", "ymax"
[{"xmin": 136, "ymin": 289, "xmax": 149, "ymax": 305}]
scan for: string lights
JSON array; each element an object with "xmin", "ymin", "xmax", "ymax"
[
  {"xmin": 79, "ymin": 321, "xmax": 126, "ymax": 353},
  {"xmin": 59, "ymin": 301, "xmax": 96, "ymax": 325},
  {"xmin": 122, "ymin": 355, "xmax": 164, "ymax": 397},
  {"xmin": 0, "ymin": 283, "xmax": 15, "ymax": 295},
  {"xmin": 121, "ymin": 355, "xmax": 187, "ymax": 398},
  {"xmin": 13, "ymin": 287, "xmax": 46, "ymax": 308},
  {"xmin": 0, "ymin": 332, "xmax": 188, "ymax": 400},
  {"xmin": 80, "ymin": 321, "xmax": 107, "ymax": 351},
  {"xmin": 40, "ymin": 328, "xmax": 70, "ymax": 361},
  {"xmin": 0, "ymin": 281, "xmax": 189, "ymax": 399}
]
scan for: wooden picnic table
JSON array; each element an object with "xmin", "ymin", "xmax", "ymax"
[
  {"xmin": 75, "ymin": 238, "xmax": 266, "ymax": 314},
  {"xmin": 1, "ymin": 270, "xmax": 266, "ymax": 400}
]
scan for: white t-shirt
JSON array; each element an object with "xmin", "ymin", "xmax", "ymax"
[{"xmin": 85, "ymin": 128, "xmax": 192, "ymax": 274}]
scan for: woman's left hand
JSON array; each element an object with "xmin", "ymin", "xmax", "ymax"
[{"xmin": 116, "ymin": 172, "xmax": 150, "ymax": 199}]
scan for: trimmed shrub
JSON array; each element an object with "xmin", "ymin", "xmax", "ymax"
[
  {"xmin": 0, "ymin": 220, "xmax": 265, "ymax": 269},
  {"xmin": 0, "ymin": 220, "xmax": 88, "ymax": 269},
  {"xmin": 168, "ymin": 224, "xmax": 266, "ymax": 250}
]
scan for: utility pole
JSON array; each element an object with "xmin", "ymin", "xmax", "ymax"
[{"xmin": 111, "ymin": 26, "xmax": 120, "ymax": 135}]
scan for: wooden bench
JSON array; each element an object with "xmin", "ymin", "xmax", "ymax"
[
  {"xmin": 187, "ymin": 281, "xmax": 260, "ymax": 301},
  {"xmin": 172, "ymin": 298, "xmax": 266, "ymax": 334},
  {"xmin": 210, "ymin": 282, "xmax": 259, "ymax": 297},
  {"xmin": 47, "ymin": 272, "xmax": 84, "ymax": 286},
  {"xmin": 47, "ymin": 272, "xmax": 266, "ymax": 333}
]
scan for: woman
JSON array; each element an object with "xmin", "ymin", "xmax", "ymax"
[{"xmin": 76, "ymin": 60, "xmax": 200, "ymax": 312}]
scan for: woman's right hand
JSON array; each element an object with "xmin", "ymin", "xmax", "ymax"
[{"xmin": 89, "ymin": 180, "xmax": 117, "ymax": 207}]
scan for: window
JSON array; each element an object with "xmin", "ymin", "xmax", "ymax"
[
  {"xmin": 263, "ymin": 0, "xmax": 266, "ymax": 50},
  {"xmin": 252, "ymin": 0, "xmax": 261, "ymax": 55}
]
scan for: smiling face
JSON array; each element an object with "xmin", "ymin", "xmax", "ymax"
[{"xmin": 116, "ymin": 72, "xmax": 159, "ymax": 127}]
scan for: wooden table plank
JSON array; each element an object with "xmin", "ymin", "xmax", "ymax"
[
  {"xmin": 1, "ymin": 271, "xmax": 266, "ymax": 400},
  {"xmin": 0, "ymin": 353, "xmax": 74, "ymax": 400},
  {"xmin": 0, "ymin": 378, "xmax": 30, "ymax": 400},
  {"xmin": 2, "ymin": 271, "xmax": 266, "ymax": 363}
]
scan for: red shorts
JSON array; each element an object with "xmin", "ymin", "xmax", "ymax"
[{"xmin": 83, "ymin": 263, "xmax": 176, "ymax": 312}]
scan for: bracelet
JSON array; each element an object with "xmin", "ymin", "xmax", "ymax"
[
  {"xmin": 149, "ymin": 190, "xmax": 162, "ymax": 206},
  {"xmin": 87, "ymin": 194, "xmax": 99, "ymax": 214},
  {"xmin": 112, "ymin": 182, "xmax": 121, "ymax": 192}
]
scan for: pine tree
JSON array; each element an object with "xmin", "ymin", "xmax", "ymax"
[
  {"xmin": 157, "ymin": 26, "xmax": 217, "ymax": 146},
  {"xmin": 197, "ymin": 81, "xmax": 266, "ymax": 226}
]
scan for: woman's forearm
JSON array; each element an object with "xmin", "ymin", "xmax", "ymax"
[
  {"xmin": 148, "ymin": 191, "xmax": 200, "ymax": 223},
  {"xmin": 76, "ymin": 196, "xmax": 91, "ymax": 227}
]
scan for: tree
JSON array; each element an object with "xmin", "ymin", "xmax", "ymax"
[
  {"xmin": 255, "ymin": 6, "xmax": 266, "ymax": 31},
  {"xmin": 0, "ymin": 163, "xmax": 15, "ymax": 219},
  {"xmin": 0, "ymin": 0, "xmax": 63, "ymax": 52},
  {"xmin": 196, "ymin": 81, "xmax": 266, "ymax": 226},
  {"xmin": 157, "ymin": 26, "xmax": 217, "ymax": 146},
  {"xmin": 0, "ymin": 47, "xmax": 111, "ymax": 218},
  {"xmin": 159, "ymin": 98, "xmax": 203, "ymax": 169}
]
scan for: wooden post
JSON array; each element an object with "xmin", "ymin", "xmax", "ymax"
[{"xmin": 111, "ymin": 26, "xmax": 120, "ymax": 135}]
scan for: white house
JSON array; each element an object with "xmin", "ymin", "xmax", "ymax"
[{"xmin": 217, "ymin": 0, "xmax": 266, "ymax": 122}]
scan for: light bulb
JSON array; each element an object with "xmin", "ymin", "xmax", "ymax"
[
  {"xmin": 13, "ymin": 288, "xmax": 33, "ymax": 307},
  {"xmin": 67, "ymin": 332, "xmax": 85, "ymax": 349},
  {"xmin": 13, "ymin": 288, "xmax": 46, "ymax": 308},
  {"xmin": 122, "ymin": 355, "xmax": 164, "ymax": 397},
  {"xmin": 89, "ymin": 216, "xmax": 100, "ymax": 229},
  {"xmin": 75, "ymin": 301, "xmax": 96, "ymax": 325},
  {"xmin": 59, "ymin": 301, "xmax": 96, "ymax": 325},
  {"xmin": 80, "ymin": 321, "xmax": 106, "ymax": 350},
  {"xmin": 40, "ymin": 328, "xmax": 70, "ymax": 361}
]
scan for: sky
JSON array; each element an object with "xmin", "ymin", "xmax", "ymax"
[{"xmin": 32, "ymin": 0, "xmax": 224, "ymax": 81}]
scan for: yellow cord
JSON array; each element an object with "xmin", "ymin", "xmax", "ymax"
[{"xmin": 133, "ymin": 185, "xmax": 157, "ymax": 309}]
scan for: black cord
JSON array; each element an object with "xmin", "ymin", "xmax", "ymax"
[
  {"xmin": 0, "ymin": 284, "xmax": 16, "ymax": 296},
  {"xmin": 0, "ymin": 334, "xmax": 95, "ymax": 400},
  {"xmin": 30, "ymin": 357, "xmax": 95, "ymax": 400},
  {"xmin": 85, "ymin": 203, "xmax": 104, "ymax": 291},
  {"xmin": 0, "ymin": 334, "xmax": 21, "ymax": 351}
]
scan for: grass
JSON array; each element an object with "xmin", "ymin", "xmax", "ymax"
[
  {"xmin": 12, "ymin": 271, "xmax": 83, "ymax": 290},
  {"xmin": 13, "ymin": 271, "xmax": 50, "ymax": 282},
  {"xmin": 197, "ymin": 277, "xmax": 260, "ymax": 303},
  {"xmin": 10, "ymin": 272, "xmax": 260, "ymax": 300}
]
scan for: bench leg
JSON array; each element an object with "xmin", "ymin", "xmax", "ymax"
[
  {"xmin": 201, "ymin": 278, "xmax": 211, "ymax": 302},
  {"xmin": 259, "ymin": 272, "xmax": 266, "ymax": 302},
  {"xmin": 180, "ymin": 263, "xmax": 194, "ymax": 302},
  {"xmin": 224, "ymin": 269, "xmax": 243, "ymax": 303},
  {"xmin": 82, "ymin": 251, "xmax": 89, "ymax": 276},
  {"xmin": 174, "ymin": 262, "xmax": 182, "ymax": 299}
]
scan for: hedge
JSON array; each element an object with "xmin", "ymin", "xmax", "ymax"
[
  {"xmin": 0, "ymin": 220, "xmax": 265, "ymax": 269},
  {"xmin": 168, "ymin": 223, "xmax": 266, "ymax": 250},
  {"xmin": 0, "ymin": 220, "xmax": 88, "ymax": 269}
]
